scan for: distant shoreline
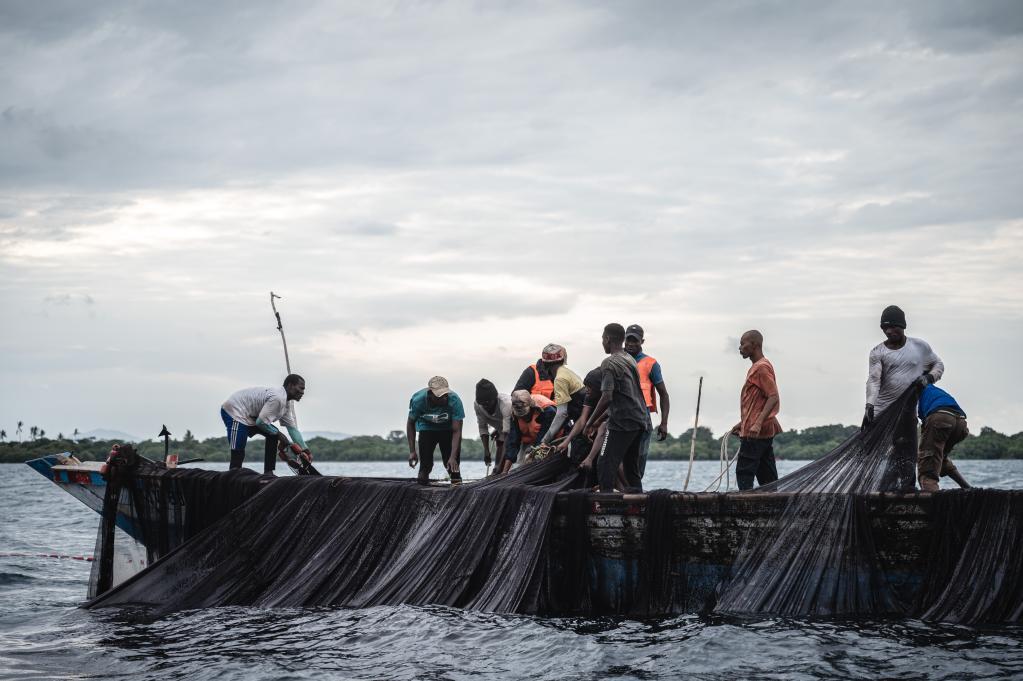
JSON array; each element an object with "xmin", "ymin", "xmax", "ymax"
[{"xmin": 2, "ymin": 424, "xmax": 1021, "ymax": 463}]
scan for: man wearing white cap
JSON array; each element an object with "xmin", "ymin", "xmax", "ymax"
[{"xmin": 406, "ymin": 376, "xmax": 465, "ymax": 484}]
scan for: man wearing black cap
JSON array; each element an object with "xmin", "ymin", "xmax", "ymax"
[
  {"xmin": 624, "ymin": 324, "xmax": 671, "ymax": 478},
  {"xmin": 863, "ymin": 305, "xmax": 944, "ymax": 490},
  {"xmin": 473, "ymin": 379, "xmax": 511, "ymax": 472}
]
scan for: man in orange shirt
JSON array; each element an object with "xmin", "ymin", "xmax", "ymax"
[{"xmin": 730, "ymin": 330, "xmax": 781, "ymax": 490}]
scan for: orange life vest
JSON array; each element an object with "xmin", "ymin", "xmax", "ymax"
[
  {"xmin": 529, "ymin": 363, "xmax": 555, "ymax": 400},
  {"xmin": 636, "ymin": 355, "xmax": 658, "ymax": 412},
  {"xmin": 517, "ymin": 394, "xmax": 556, "ymax": 444}
]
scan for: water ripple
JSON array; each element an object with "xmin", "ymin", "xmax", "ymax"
[{"xmin": 3, "ymin": 462, "xmax": 1023, "ymax": 680}]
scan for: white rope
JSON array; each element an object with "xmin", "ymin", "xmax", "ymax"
[{"xmin": 702, "ymin": 432, "xmax": 740, "ymax": 493}]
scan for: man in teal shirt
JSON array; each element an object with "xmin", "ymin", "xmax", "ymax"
[{"xmin": 407, "ymin": 376, "xmax": 465, "ymax": 484}]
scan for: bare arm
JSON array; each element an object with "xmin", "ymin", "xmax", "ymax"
[
  {"xmin": 556, "ymin": 404, "xmax": 592, "ymax": 453},
  {"xmin": 654, "ymin": 381, "xmax": 670, "ymax": 440},
  {"xmin": 406, "ymin": 417, "xmax": 417, "ymax": 467},
  {"xmin": 590, "ymin": 391, "xmax": 612, "ymax": 426},
  {"xmin": 481, "ymin": 433, "xmax": 492, "ymax": 465},
  {"xmin": 543, "ymin": 403, "xmax": 570, "ymax": 444},
  {"xmin": 747, "ymin": 393, "xmax": 779, "ymax": 437}
]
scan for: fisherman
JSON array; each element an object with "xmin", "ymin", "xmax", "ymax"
[
  {"xmin": 407, "ymin": 376, "xmax": 465, "ymax": 484},
  {"xmin": 536, "ymin": 344, "xmax": 588, "ymax": 448},
  {"xmin": 729, "ymin": 330, "xmax": 781, "ymax": 490},
  {"xmin": 557, "ymin": 366, "xmax": 606, "ymax": 486},
  {"xmin": 473, "ymin": 378, "xmax": 512, "ymax": 474},
  {"xmin": 497, "ymin": 390, "xmax": 557, "ymax": 473},
  {"xmin": 512, "ymin": 346, "xmax": 560, "ymax": 400},
  {"xmin": 220, "ymin": 374, "xmax": 310, "ymax": 474},
  {"xmin": 588, "ymin": 323, "xmax": 652, "ymax": 493},
  {"xmin": 624, "ymin": 324, "xmax": 671, "ymax": 477},
  {"xmin": 862, "ymin": 305, "xmax": 944, "ymax": 491},
  {"xmin": 918, "ymin": 383, "xmax": 971, "ymax": 491}
]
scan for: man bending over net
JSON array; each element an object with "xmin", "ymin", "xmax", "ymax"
[{"xmin": 220, "ymin": 374, "xmax": 310, "ymax": 474}]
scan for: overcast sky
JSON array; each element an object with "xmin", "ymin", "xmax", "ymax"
[{"xmin": 2, "ymin": 1, "xmax": 1021, "ymax": 442}]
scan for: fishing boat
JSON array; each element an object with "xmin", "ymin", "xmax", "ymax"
[{"xmin": 29, "ymin": 450, "xmax": 994, "ymax": 618}]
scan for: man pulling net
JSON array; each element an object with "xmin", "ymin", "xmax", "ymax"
[{"xmin": 220, "ymin": 374, "xmax": 314, "ymax": 475}]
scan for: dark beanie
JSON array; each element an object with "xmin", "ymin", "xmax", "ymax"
[
  {"xmin": 880, "ymin": 305, "xmax": 907, "ymax": 328},
  {"xmin": 475, "ymin": 378, "xmax": 498, "ymax": 403}
]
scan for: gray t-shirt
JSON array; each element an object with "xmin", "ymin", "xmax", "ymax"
[
  {"xmin": 600, "ymin": 352, "xmax": 653, "ymax": 432},
  {"xmin": 474, "ymin": 393, "xmax": 513, "ymax": 440},
  {"xmin": 866, "ymin": 337, "xmax": 944, "ymax": 414}
]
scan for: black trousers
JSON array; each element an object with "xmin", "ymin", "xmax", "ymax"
[
  {"xmin": 229, "ymin": 433, "xmax": 281, "ymax": 474},
  {"xmin": 736, "ymin": 437, "xmax": 778, "ymax": 490},
  {"xmin": 417, "ymin": 430, "xmax": 454, "ymax": 484},
  {"xmin": 598, "ymin": 428, "xmax": 644, "ymax": 493}
]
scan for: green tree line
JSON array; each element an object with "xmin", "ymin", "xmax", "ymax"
[{"xmin": 2, "ymin": 424, "xmax": 1021, "ymax": 464}]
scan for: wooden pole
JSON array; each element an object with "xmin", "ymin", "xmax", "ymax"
[
  {"xmin": 270, "ymin": 292, "xmax": 291, "ymax": 374},
  {"xmin": 683, "ymin": 376, "xmax": 704, "ymax": 491}
]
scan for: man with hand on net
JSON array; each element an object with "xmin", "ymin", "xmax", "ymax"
[
  {"xmin": 588, "ymin": 323, "xmax": 651, "ymax": 493},
  {"xmin": 497, "ymin": 390, "xmax": 557, "ymax": 474},
  {"xmin": 537, "ymin": 344, "xmax": 587, "ymax": 449},
  {"xmin": 407, "ymin": 376, "xmax": 465, "ymax": 484},
  {"xmin": 918, "ymin": 383, "xmax": 971, "ymax": 491},
  {"xmin": 473, "ymin": 378, "xmax": 511, "ymax": 474},
  {"xmin": 862, "ymin": 305, "xmax": 944, "ymax": 491},
  {"xmin": 220, "ymin": 374, "xmax": 311, "ymax": 475}
]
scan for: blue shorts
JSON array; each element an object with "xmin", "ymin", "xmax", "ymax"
[{"xmin": 221, "ymin": 409, "xmax": 252, "ymax": 451}]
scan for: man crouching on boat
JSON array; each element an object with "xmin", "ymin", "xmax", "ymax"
[{"xmin": 221, "ymin": 374, "xmax": 310, "ymax": 474}]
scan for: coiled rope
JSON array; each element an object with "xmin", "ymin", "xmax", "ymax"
[{"xmin": 702, "ymin": 432, "xmax": 740, "ymax": 492}]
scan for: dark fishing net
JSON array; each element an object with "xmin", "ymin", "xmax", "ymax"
[
  {"xmin": 640, "ymin": 490, "xmax": 677, "ymax": 616},
  {"xmin": 86, "ymin": 455, "xmax": 581, "ymax": 618},
  {"xmin": 714, "ymin": 387, "xmax": 920, "ymax": 617},
  {"xmin": 545, "ymin": 490, "xmax": 593, "ymax": 615},
  {"xmin": 915, "ymin": 489, "xmax": 1023, "ymax": 624},
  {"xmin": 91, "ymin": 454, "xmax": 269, "ymax": 597}
]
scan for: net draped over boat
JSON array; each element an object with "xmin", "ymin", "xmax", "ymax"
[
  {"xmin": 714, "ymin": 387, "xmax": 1023, "ymax": 623},
  {"xmin": 87, "ymin": 455, "xmax": 584, "ymax": 618},
  {"xmin": 86, "ymin": 387, "xmax": 1023, "ymax": 624}
]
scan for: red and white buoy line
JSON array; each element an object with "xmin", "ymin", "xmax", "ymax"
[{"xmin": 0, "ymin": 552, "xmax": 94, "ymax": 562}]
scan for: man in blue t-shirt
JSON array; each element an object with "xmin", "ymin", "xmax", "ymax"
[
  {"xmin": 406, "ymin": 376, "xmax": 465, "ymax": 484},
  {"xmin": 918, "ymin": 383, "xmax": 970, "ymax": 491}
]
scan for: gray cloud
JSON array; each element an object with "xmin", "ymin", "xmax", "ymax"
[{"xmin": 1, "ymin": 1, "xmax": 1021, "ymax": 438}]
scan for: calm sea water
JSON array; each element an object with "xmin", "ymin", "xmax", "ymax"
[{"xmin": 2, "ymin": 459, "xmax": 1022, "ymax": 680}]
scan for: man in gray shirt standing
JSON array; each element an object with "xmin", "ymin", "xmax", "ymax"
[
  {"xmin": 588, "ymin": 323, "xmax": 652, "ymax": 493},
  {"xmin": 862, "ymin": 305, "xmax": 944, "ymax": 490}
]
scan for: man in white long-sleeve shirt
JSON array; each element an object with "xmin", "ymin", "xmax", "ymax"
[
  {"xmin": 221, "ymin": 374, "xmax": 310, "ymax": 474},
  {"xmin": 862, "ymin": 306, "xmax": 944, "ymax": 490}
]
